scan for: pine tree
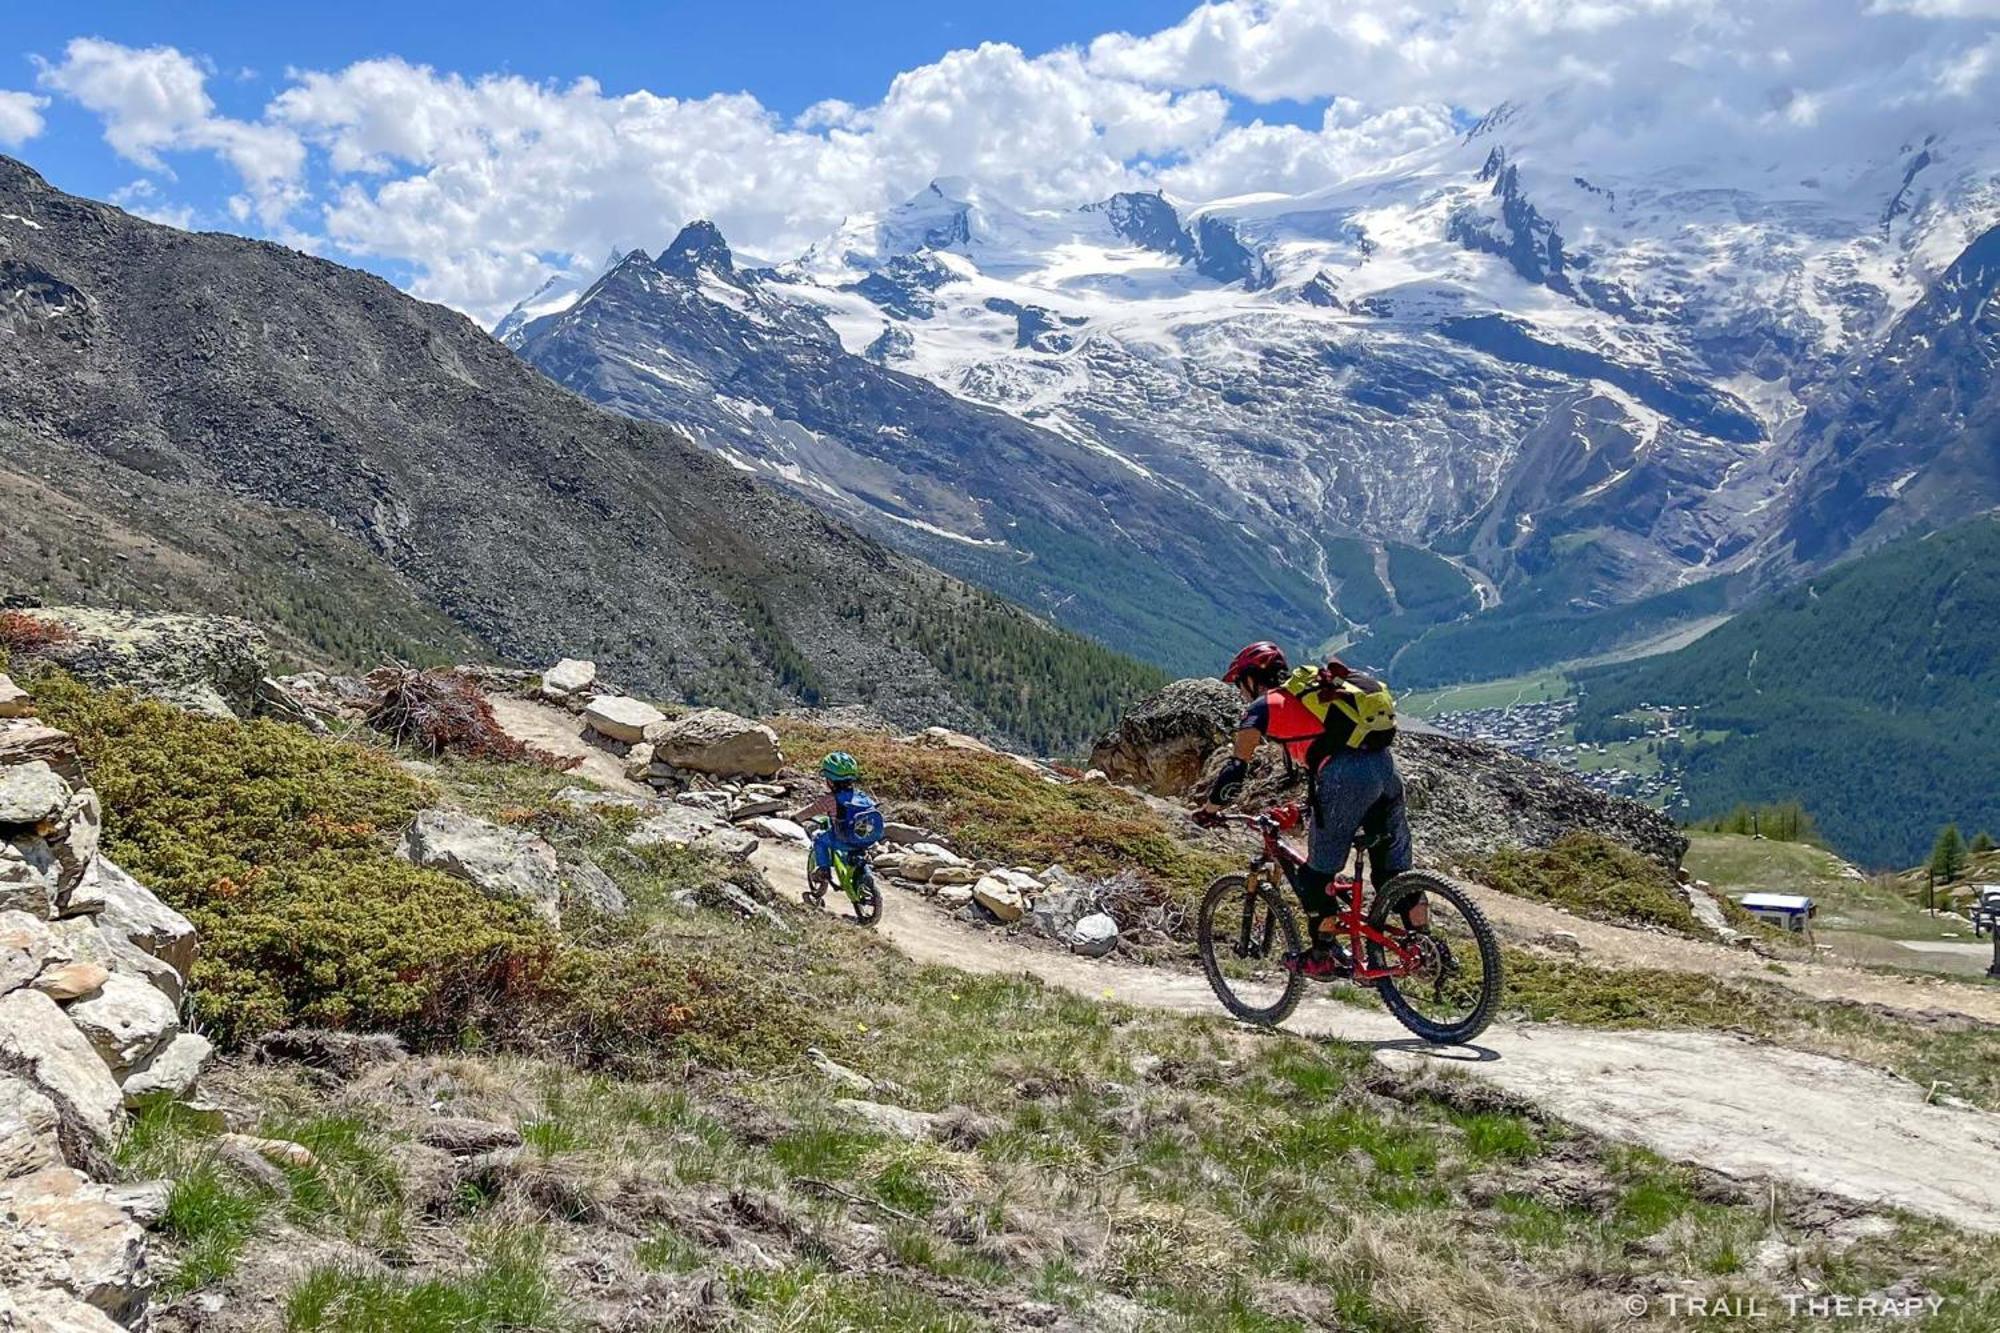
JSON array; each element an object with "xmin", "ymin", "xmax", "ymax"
[
  {"xmin": 1931, "ymin": 824, "xmax": 1967, "ymax": 883},
  {"xmin": 1973, "ymin": 830, "xmax": 1997, "ymax": 854}
]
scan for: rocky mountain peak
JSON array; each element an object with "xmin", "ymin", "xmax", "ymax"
[
  {"xmin": 657, "ymin": 222, "xmax": 734, "ymax": 279},
  {"xmin": 1090, "ymin": 190, "xmax": 1196, "ymax": 260}
]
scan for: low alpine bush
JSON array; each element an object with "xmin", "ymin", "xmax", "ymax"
[{"xmin": 27, "ymin": 669, "xmax": 556, "ymax": 1046}]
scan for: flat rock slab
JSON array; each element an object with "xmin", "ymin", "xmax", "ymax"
[
  {"xmin": 582, "ymin": 695, "xmax": 666, "ymax": 744},
  {"xmin": 628, "ymin": 807, "xmax": 758, "ymax": 862}
]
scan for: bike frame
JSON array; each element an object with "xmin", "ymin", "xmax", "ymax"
[{"xmin": 1228, "ymin": 808, "xmax": 1424, "ymax": 981}]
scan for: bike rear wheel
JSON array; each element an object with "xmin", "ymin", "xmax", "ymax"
[
  {"xmin": 849, "ymin": 871, "xmax": 883, "ymax": 927},
  {"xmin": 1365, "ymin": 871, "xmax": 1502, "ymax": 1045},
  {"xmin": 1197, "ymin": 872, "xmax": 1306, "ymax": 1027}
]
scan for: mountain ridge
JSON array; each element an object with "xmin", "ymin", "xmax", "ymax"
[{"xmin": 0, "ymin": 154, "xmax": 1159, "ymax": 753}]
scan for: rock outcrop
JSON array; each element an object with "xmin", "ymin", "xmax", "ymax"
[
  {"xmin": 1096, "ymin": 677, "xmax": 1687, "ymax": 869},
  {"xmin": 0, "ymin": 689, "xmax": 204, "ymax": 1329},
  {"xmin": 399, "ymin": 809, "xmax": 566, "ymax": 925},
  {"xmin": 1089, "ymin": 678, "xmax": 1242, "ymax": 799},
  {"xmin": 7, "ymin": 608, "xmax": 269, "ymax": 720}
]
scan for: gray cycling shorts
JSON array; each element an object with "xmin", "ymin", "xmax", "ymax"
[{"xmin": 1306, "ymin": 746, "xmax": 1413, "ymax": 888}]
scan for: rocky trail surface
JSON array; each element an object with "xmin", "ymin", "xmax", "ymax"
[{"xmin": 752, "ymin": 840, "xmax": 2000, "ymax": 1236}]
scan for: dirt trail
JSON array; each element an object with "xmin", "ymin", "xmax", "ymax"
[
  {"xmin": 752, "ymin": 841, "xmax": 2000, "ymax": 1235},
  {"xmin": 1468, "ymin": 887, "xmax": 2000, "ymax": 1024}
]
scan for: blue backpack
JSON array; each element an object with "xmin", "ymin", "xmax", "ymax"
[{"xmin": 834, "ymin": 789, "xmax": 887, "ymax": 849}]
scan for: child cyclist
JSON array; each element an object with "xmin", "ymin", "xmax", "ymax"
[{"xmin": 789, "ymin": 751, "xmax": 887, "ymax": 904}]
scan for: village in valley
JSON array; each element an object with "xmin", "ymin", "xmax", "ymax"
[{"xmin": 1422, "ymin": 694, "xmax": 1696, "ymax": 810}]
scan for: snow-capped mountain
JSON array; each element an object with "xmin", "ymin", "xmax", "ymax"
[
  {"xmin": 492, "ymin": 248, "xmax": 624, "ymax": 346},
  {"xmin": 502, "ymin": 101, "xmax": 2000, "ymax": 679}
]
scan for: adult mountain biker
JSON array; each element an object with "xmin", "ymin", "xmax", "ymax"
[{"xmin": 1197, "ymin": 641, "xmax": 1426, "ymax": 978}]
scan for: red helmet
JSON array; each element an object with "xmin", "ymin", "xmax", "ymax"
[{"xmin": 1222, "ymin": 641, "xmax": 1288, "ymax": 685}]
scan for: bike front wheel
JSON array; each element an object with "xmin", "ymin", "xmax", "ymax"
[
  {"xmin": 1196, "ymin": 872, "xmax": 1306, "ymax": 1027},
  {"xmin": 1365, "ymin": 871, "xmax": 1502, "ymax": 1045}
]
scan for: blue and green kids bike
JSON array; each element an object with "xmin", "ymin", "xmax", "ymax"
[{"xmin": 802, "ymin": 751, "xmax": 888, "ymax": 927}]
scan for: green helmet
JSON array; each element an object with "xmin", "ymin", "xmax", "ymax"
[{"xmin": 820, "ymin": 751, "xmax": 861, "ymax": 781}]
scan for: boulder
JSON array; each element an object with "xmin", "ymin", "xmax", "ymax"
[
  {"xmin": 1027, "ymin": 883, "xmax": 1096, "ymax": 943},
  {"xmin": 117, "ymin": 1032, "xmax": 214, "ymax": 1106},
  {"xmin": 539, "ymin": 658, "xmax": 597, "ymax": 700},
  {"xmin": 582, "ymin": 695, "xmax": 665, "ymax": 744},
  {"xmin": 746, "ymin": 817, "xmax": 810, "ymax": 845},
  {"xmin": 1071, "ymin": 913, "xmax": 1120, "ymax": 958},
  {"xmin": 65, "ymin": 974, "xmax": 178, "ymax": 1074},
  {"xmin": 0, "ymin": 1074, "xmax": 62, "ymax": 1178},
  {"xmin": 0, "ymin": 1166, "xmax": 151, "ymax": 1325},
  {"xmin": 928, "ymin": 865, "xmax": 979, "ymax": 887},
  {"xmin": 627, "ymin": 807, "xmax": 759, "ymax": 861},
  {"xmin": 1, "ymin": 910, "xmax": 55, "ymax": 994},
  {"xmin": 882, "ymin": 821, "xmax": 926, "ymax": 845},
  {"xmin": 399, "ymin": 810, "xmax": 564, "ymax": 924},
  {"xmin": 990, "ymin": 868, "xmax": 1042, "ymax": 894},
  {"xmin": 85, "ymin": 858, "xmax": 196, "ymax": 982},
  {"xmin": 0, "ymin": 990, "xmax": 123, "ymax": 1161},
  {"xmin": 644, "ymin": 709, "xmax": 782, "ymax": 778},
  {"xmin": 0, "ymin": 674, "xmax": 32, "ymax": 719},
  {"xmin": 560, "ymin": 858, "xmax": 628, "ymax": 916},
  {"xmin": 936, "ymin": 885, "xmax": 974, "ymax": 909},
  {"xmin": 972, "ymin": 876, "xmax": 1026, "ymax": 924},
  {"xmin": 19, "ymin": 607, "xmax": 269, "ymax": 719},
  {"xmin": 621, "ymin": 742, "xmax": 657, "ymax": 781},
  {"xmin": 0, "ymin": 760, "xmax": 69, "ymax": 824},
  {"xmin": 895, "ymin": 854, "xmax": 946, "ymax": 883},
  {"xmin": 909, "ymin": 842, "xmax": 965, "ymax": 866},
  {"xmin": 31, "ymin": 963, "xmax": 108, "ymax": 1004},
  {"xmin": 1088, "ymin": 677, "xmax": 1240, "ymax": 797}
]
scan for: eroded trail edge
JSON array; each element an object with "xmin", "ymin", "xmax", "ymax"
[{"xmin": 752, "ymin": 841, "xmax": 2000, "ymax": 1236}]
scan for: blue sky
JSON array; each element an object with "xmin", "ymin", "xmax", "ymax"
[{"xmin": 7, "ymin": 2, "xmax": 1993, "ymax": 323}]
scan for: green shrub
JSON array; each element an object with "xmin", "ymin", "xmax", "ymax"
[
  {"xmin": 527, "ymin": 932, "xmax": 826, "ymax": 1074},
  {"xmin": 1478, "ymin": 832, "xmax": 1706, "ymax": 936},
  {"xmin": 27, "ymin": 670, "xmax": 556, "ymax": 1046}
]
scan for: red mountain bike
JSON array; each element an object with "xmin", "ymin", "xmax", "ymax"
[{"xmin": 1195, "ymin": 805, "xmax": 1501, "ymax": 1044}]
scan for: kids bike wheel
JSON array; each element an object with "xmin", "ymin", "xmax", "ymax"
[
  {"xmin": 1365, "ymin": 871, "xmax": 1502, "ymax": 1046},
  {"xmin": 1197, "ymin": 873, "xmax": 1306, "ymax": 1027},
  {"xmin": 850, "ymin": 874, "xmax": 883, "ymax": 928}
]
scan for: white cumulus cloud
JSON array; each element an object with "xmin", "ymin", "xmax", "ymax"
[
  {"xmin": 0, "ymin": 89, "xmax": 47, "ymax": 147},
  {"xmin": 35, "ymin": 37, "xmax": 305, "ymax": 222},
  {"xmin": 24, "ymin": 2, "xmax": 2000, "ymax": 322}
]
